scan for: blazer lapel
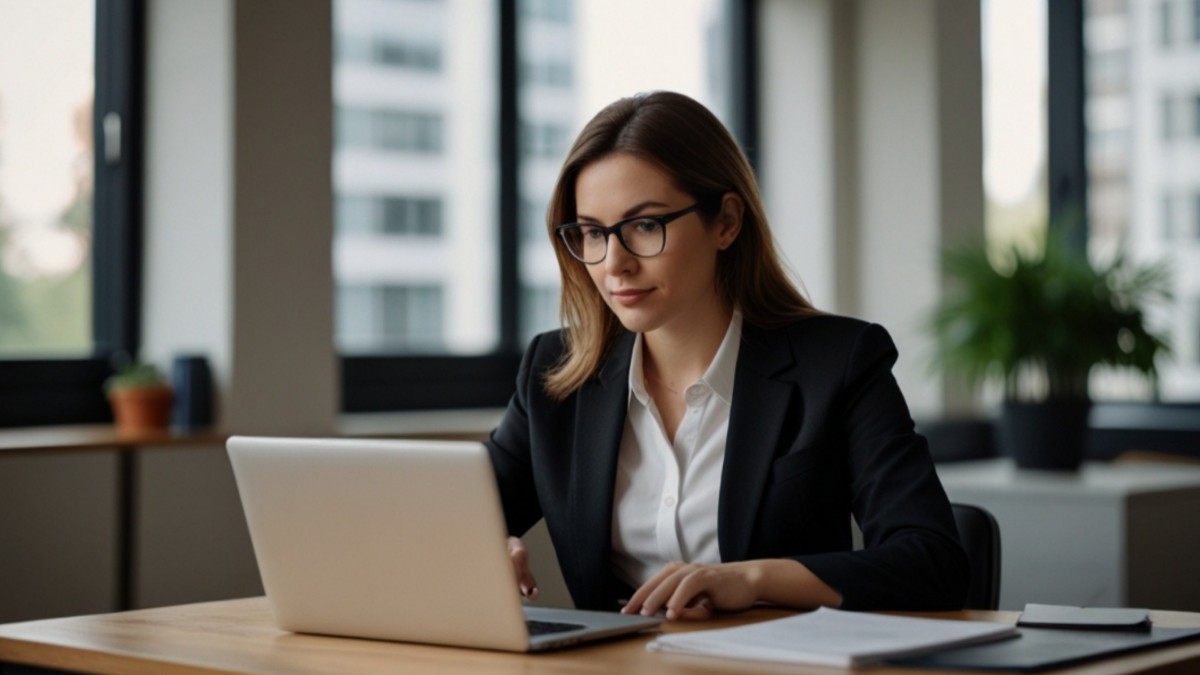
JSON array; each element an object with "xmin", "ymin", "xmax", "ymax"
[
  {"xmin": 569, "ymin": 330, "xmax": 634, "ymax": 605},
  {"xmin": 719, "ymin": 322, "xmax": 796, "ymax": 562}
]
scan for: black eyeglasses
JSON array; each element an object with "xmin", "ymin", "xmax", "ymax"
[{"xmin": 555, "ymin": 204, "xmax": 700, "ymax": 264}]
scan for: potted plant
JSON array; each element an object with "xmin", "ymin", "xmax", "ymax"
[
  {"xmin": 928, "ymin": 235, "xmax": 1171, "ymax": 470},
  {"xmin": 105, "ymin": 361, "xmax": 174, "ymax": 432}
]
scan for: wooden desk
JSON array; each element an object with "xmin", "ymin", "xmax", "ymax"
[{"xmin": 2, "ymin": 598, "xmax": 1200, "ymax": 674}]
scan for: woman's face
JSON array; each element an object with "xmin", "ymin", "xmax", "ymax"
[{"xmin": 572, "ymin": 152, "xmax": 739, "ymax": 336}]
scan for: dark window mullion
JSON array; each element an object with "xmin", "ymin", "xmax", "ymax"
[
  {"xmin": 1047, "ymin": 0, "xmax": 1088, "ymax": 253},
  {"xmin": 0, "ymin": 359, "xmax": 113, "ymax": 427},
  {"xmin": 93, "ymin": 0, "xmax": 144, "ymax": 358},
  {"xmin": 499, "ymin": 0, "xmax": 521, "ymax": 354},
  {"xmin": 729, "ymin": 0, "xmax": 760, "ymax": 171}
]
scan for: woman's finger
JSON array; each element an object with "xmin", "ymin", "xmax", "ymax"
[
  {"xmin": 667, "ymin": 595, "xmax": 714, "ymax": 621},
  {"xmin": 638, "ymin": 564, "xmax": 697, "ymax": 617},
  {"xmin": 506, "ymin": 536, "xmax": 539, "ymax": 600},
  {"xmin": 622, "ymin": 561, "xmax": 687, "ymax": 614},
  {"xmin": 664, "ymin": 568, "xmax": 718, "ymax": 620},
  {"xmin": 667, "ymin": 562, "xmax": 760, "ymax": 618}
]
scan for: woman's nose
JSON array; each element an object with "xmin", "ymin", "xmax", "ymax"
[{"xmin": 604, "ymin": 233, "xmax": 636, "ymax": 275}]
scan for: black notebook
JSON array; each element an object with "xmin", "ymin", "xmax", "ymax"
[
  {"xmin": 1016, "ymin": 603, "xmax": 1152, "ymax": 632},
  {"xmin": 888, "ymin": 625, "xmax": 1200, "ymax": 672}
]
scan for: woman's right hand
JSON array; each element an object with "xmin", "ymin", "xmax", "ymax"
[{"xmin": 506, "ymin": 536, "xmax": 539, "ymax": 601}]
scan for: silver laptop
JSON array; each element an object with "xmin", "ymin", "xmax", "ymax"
[{"xmin": 226, "ymin": 436, "xmax": 662, "ymax": 651}]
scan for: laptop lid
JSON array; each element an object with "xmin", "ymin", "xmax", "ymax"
[{"xmin": 226, "ymin": 436, "xmax": 660, "ymax": 651}]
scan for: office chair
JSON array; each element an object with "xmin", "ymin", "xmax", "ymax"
[{"xmin": 951, "ymin": 503, "xmax": 1001, "ymax": 610}]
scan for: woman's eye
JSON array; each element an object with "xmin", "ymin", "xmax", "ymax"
[
  {"xmin": 581, "ymin": 226, "xmax": 604, "ymax": 239},
  {"xmin": 634, "ymin": 220, "xmax": 662, "ymax": 234}
]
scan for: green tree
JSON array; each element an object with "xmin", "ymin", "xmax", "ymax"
[
  {"xmin": 0, "ymin": 205, "xmax": 32, "ymax": 349},
  {"xmin": 0, "ymin": 192, "xmax": 92, "ymax": 355}
]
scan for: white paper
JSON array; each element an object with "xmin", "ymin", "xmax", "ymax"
[{"xmin": 646, "ymin": 606, "xmax": 1019, "ymax": 667}]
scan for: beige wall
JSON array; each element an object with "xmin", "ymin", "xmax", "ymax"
[
  {"xmin": 760, "ymin": 0, "xmax": 983, "ymax": 418},
  {"xmin": 141, "ymin": 0, "xmax": 234, "ymax": 410}
]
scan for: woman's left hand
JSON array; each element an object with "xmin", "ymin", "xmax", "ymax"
[
  {"xmin": 621, "ymin": 558, "xmax": 842, "ymax": 621},
  {"xmin": 621, "ymin": 561, "xmax": 763, "ymax": 621}
]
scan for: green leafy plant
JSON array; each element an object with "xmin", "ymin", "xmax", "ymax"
[
  {"xmin": 929, "ymin": 236, "xmax": 1172, "ymax": 401},
  {"xmin": 104, "ymin": 361, "xmax": 169, "ymax": 393}
]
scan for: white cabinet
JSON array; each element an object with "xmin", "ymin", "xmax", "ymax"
[{"xmin": 937, "ymin": 459, "xmax": 1200, "ymax": 611}]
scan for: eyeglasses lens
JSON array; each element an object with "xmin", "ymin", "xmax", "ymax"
[
  {"xmin": 561, "ymin": 219, "xmax": 664, "ymax": 263},
  {"xmin": 622, "ymin": 220, "xmax": 665, "ymax": 257}
]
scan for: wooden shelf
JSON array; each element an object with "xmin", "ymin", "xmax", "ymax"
[{"xmin": 0, "ymin": 425, "xmax": 227, "ymax": 456}]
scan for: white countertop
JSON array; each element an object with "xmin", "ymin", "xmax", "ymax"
[
  {"xmin": 936, "ymin": 458, "xmax": 1200, "ymax": 497},
  {"xmin": 339, "ymin": 408, "xmax": 505, "ymax": 438}
]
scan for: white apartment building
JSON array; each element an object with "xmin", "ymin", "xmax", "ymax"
[
  {"xmin": 332, "ymin": 0, "xmax": 574, "ymax": 355},
  {"xmin": 1087, "ymin": 0, "xmax": 1200, "ymax": 397}
]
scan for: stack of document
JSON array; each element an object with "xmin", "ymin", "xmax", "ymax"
[{"xmin": 646, "ymin": 606, "xmax": 1019, "ymax": 668}]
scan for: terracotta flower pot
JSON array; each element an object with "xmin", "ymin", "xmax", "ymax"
[{"xmin": 109, "ymin": 386, "xmax": 174, "ymax": 432}]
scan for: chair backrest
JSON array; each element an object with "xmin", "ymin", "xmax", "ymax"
[{"xmin": 951, "ymin": 502, "xmax": 1001, "ymax": 610}]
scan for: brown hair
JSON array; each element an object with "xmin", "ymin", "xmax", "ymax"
[{"xmin": 543, "ymin": 91, "xmax": 818, "ymax": 399}]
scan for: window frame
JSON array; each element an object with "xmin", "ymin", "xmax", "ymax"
[
  {"xmin": 340, "ymin": 0, "xmax": 761, "ymax": 412},
  {"xmin": 0, "ymin": 0, "xmax": 144, "ymax": 427},
  {"xmin": 1047, "ymin": 0, "xmax": 1088, "ymax": 253}
]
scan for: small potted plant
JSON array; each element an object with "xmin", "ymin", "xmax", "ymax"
[
  {"xmin": 928, "ymin": 234, "xmax": 1172, "ymax": 470},
  {"xmin": 105, "ymin": 361, "xmax": 174, "ymax": 432}
]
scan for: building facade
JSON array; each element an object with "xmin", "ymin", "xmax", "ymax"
[
  {"xmin": 1087, "ymin": 0, "xmax": 1200, "ymax": 397},
  {"xmin": 332, "ymin": 0, "xmax": 575, "ymax": 355}
]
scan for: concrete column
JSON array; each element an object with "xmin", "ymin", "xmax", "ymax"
[{"xmin": 228, "ymin": 0, "xmax": 336, "ymax": 435}]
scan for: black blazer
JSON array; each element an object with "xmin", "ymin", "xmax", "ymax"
[{"xmin": 485, "ymin": 315, "xmax": 969, "ymax": 612}]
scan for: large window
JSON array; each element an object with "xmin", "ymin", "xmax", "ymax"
[
  {"xmin": 981, "ymin": 0, "xmax": 1048, "ymax": 253},
  {"xmin": 0, "ymin": 1, "xmax": 95, "ymax": 356},
  {"xmin": 516, "ymin": 0, "xmax": 738, "ymax": 344},
  {"xmin": 982, "ymin": 0, "xmax": 1200, "ymax": 401},
  {"xmin": 335, "ymin": 0, "xmax": 751, "ymax": 410},
  {"xmin": 338, "ymin": 284, "xmax": 445, "ymax": 353},
  {"xmin": 1083, "ymin": 0, "xmax": 1200, "ymax": 397},
  {"xmin": 0, "ymin": 0, "xmax": 142, "ymax": 427},
  {"xmin": 334, "ymin": 0, "xmax": 500, "ymax": 368}
]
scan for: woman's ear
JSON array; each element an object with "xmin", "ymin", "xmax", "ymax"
[{"xmin": 715, "ymin": 192, "xmax": 744, "ymax": 250}]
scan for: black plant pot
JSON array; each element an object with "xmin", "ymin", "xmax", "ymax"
[{"xmin": 997, "ymin": 399, "xmax": 1092, "ymax": 471}]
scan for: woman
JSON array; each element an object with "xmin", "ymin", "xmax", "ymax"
[{"xmin": 486, "ymin": 91, "xmax": 968, "ymax": 621}]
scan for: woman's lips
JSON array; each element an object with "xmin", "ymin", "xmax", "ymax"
[{"xmin": 610, "ymin": 288, "xmax": 652, "ymax": 306}]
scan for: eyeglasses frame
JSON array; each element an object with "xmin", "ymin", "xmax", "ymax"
[{"xmin": 554, "ymin": 203, "xmax": 702, "ymax": 264}]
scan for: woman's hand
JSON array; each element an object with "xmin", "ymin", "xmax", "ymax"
[
  {"xmin": 621, "ymin": 559, "xmax": 842, "ymax": 621},
  {"xmin": 621, "ymin": 561, "xmax": 761, "ymax": 620},
  {"xmin": 506, "ymin": 536, "xmax": 539, "ymax": 601}
]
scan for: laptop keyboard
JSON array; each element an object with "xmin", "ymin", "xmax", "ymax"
[{"xmin": 526, "ymin": 619, "xmax": 586, "ymax": 636}]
